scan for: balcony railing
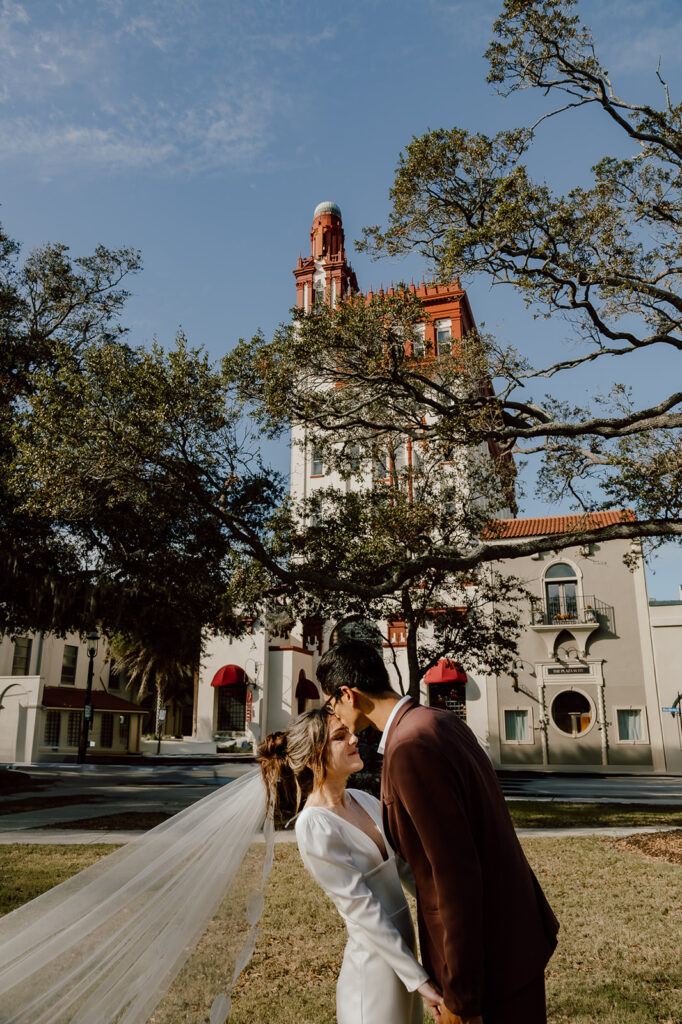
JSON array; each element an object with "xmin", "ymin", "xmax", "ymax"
[{"xmin": 530, "ymin": 595, "xmax": 613, "ymax": 630}]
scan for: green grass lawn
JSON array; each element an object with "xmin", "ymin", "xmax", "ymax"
[
  {"xmin": 0, "ymin": 844, "xmax": 118, "ymax": 915},
  {"xmin": 1, "ymin": 838, "xmax": 680, "ymax": 1024},
  {"xmin": 506, "ymin": 801, "xmax": 682, "ymax": 829}
]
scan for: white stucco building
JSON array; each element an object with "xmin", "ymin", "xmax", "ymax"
[{"xmin": 194, "ymin": 203, "xmax": 674, "ymax": 774}]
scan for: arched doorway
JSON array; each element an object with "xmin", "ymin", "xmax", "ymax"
[{"xmin": 295, "ymin": 670, "xmax": 319, "ymax": 714}]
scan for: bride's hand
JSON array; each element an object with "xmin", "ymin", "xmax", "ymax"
[{"xmin": 417, "ymin": 979, "xmax": 443, "ymax": 1020}]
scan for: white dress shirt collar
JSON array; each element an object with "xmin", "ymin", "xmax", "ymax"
[{"xmin": 377, "ymin": 694, "xmax": 412, "ymax": 754}]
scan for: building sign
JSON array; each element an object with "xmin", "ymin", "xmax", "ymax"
[{"xmin": 546, "ymin": 667, "xmax": 590, "ymax": 675}]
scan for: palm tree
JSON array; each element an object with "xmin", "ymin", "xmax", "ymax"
[{"xmin": 108, "ymin": 631, "xmax": 199, "ymax": 746}]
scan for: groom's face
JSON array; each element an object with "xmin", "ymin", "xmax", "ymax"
[{"xmin": 329, "ymin": 686, "xmax": 366, "ymax": 735}]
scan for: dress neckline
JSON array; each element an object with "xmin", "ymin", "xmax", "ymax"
[{"xmin": 301, "ymin": 791, "xmax": 389, "ymax": 863}]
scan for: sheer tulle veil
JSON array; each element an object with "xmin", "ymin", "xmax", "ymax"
[{"xmin": 0, "ymin": 769, "xmax": 275, "ymax": 1024}]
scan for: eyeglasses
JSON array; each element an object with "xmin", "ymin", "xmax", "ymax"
[{"xmin": 323, "ymin": 691, "xmax": 343, "ymax": 715}]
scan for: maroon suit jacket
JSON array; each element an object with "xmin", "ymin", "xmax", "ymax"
[{"xmin": 381, "ymin": 700, "xmax": 558, "ymax": 1018}]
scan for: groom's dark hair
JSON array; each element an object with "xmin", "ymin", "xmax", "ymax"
[{"xmin": 316, "ymin": 640, "xmax": 393, "ymax": 697}]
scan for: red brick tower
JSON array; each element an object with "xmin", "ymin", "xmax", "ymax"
[{"xmin": 293, "ymin": 201, "xmax": 358, "ymax": 310}]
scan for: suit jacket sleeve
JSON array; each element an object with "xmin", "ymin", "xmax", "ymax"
[
  {"xmin": 388, "ymin": 738, "xmax": 485, "ymax": 1016},
  {"xmin": 296, "ymin": 812, "xmax": 429, "ymax": 992}
]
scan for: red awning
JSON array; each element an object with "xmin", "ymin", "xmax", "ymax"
[
  {"xmin": 295, "ymin": 676, "xmax": 319, "ymax": 700},
  {"xmin": 424, "ymin": 659, "xmax": 467, "ymax": 685},
  {"xmin": 210, "ymin": 665, "xmax": 247, "ymax": 688}
]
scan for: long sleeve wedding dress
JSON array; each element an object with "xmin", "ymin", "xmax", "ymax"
[{"xmin": 295, "ymin": 788, "xmax": 428, "ymax": 1024}]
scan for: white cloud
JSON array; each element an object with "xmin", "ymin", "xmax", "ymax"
[{"xmin": 0, "ymin": 0, "xmax": 309, "ymax": 177}]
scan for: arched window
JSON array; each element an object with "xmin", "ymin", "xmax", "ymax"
[{"xmin": 544, "ymin": 562, "xmax": 578, "ymax": 620}]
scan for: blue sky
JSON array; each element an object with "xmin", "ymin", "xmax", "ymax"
[{"xmin": 2, "ymin": 0, "xmax": 682, "ymax": 596}]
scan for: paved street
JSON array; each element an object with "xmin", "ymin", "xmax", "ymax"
[
  {"xmin": 2, "ymin": 763, "xmax": 681, "ymax": 844},
  {"xmin": 0, "ymin": 761, "xmax": 255, "ymax": 833},
  {"xmin": 498, "ymin": 772, "xmax": 682, "ymax": 804}
]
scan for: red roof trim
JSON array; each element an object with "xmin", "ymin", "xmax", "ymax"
[
  {"xmin": 42, "ymin": 687, "xmax": 144, "ymax": 713},
  {"xmin": 482, "ymin": 509, "xmax": 635, "ymax": 540}
]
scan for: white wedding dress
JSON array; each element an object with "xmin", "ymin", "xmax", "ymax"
[{"xmin": 295, "ymin": 788, "xmax": 428, "ymax": 1024}]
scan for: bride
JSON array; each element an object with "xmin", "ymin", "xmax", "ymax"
[
  {"xmin": 0, "ymin": 710, "xmax": 439, "ymax": 1024},
  {"xmin": 258, "ymin": 708, "xmax": 443, "ymax": 1024}
]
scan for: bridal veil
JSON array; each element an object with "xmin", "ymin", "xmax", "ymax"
[{"xmin": 0, "ymin": 769, "xmax": 274, "ymax": 1024}]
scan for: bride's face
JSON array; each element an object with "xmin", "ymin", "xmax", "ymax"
[{"xmin": 325, "ymin": 719, "xmax": 364, "ymax": 778}]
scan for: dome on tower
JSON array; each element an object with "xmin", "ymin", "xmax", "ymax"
[{"xmin": 314, "ymin": 201, "xmax": 341, "ymax": 218}]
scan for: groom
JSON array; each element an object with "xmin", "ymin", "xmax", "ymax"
[{"xmin": 317, "ymin": 640, "xmax": 558, "ymax": 1024}]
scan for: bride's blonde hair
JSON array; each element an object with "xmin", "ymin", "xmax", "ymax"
[{"xmin": 257, "ymin": 708, "xmax": 330, "ymax": 816}]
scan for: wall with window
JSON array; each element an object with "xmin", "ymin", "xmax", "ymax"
[
  {"xmin": 36, "ymin": 707, "xmax": 139, "ymax": 757},
  {"xmin": 491, "ymin": 537, "xmax": 665, "ymax": 772},
  {"xmin": 196, "ymin": 627, "xmax": 267, "ymax": 747}
]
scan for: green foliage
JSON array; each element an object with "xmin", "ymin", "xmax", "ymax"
[
  {"xmin": 2, "ymin": 221, "xmax": 286, "ymax": 662},
  {"xmin": 0, "ymin": 223, "xmax": 142, "ymax": 634},
  {"xmin": 228, "ymin": 295, "xmax": 525, "ymax": 697}
]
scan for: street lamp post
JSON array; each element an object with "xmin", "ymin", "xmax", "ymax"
[{"xmin": 77, "ymin": 630, "xmax": 100, "ymax": 764}]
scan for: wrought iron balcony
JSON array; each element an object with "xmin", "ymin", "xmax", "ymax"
[{"xmin": 530, "ymin": 595, "xmax": 613, "ymax": 629}]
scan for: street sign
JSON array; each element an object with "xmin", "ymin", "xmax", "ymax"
[
  {"xmin": 661, "ymin": 707, "xmax": 679, "ymax": 713},
  {"xmin": 84, "ymin": 704, "xmax": 92, "ymax": 720}
]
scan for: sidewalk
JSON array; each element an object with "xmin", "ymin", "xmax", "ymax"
[{"xmin": 1, "ymin": 824, "xmax": 679, "ymax": 845}]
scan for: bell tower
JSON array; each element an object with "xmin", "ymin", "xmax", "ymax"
[{"xmin": 293, "ymin": 201, "xmax": 358, "ymax": 310}]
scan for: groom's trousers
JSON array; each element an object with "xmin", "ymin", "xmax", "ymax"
[{"xmin": 484, "ymin": 974, "xmax": 546, "ymax": 1024}]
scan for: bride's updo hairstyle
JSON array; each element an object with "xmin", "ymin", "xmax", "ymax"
[{"xmin": 258, "ymin": 708, "xmax": 330, "ymax": 819}]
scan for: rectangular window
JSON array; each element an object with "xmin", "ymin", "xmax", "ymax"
[
  {"xmin": 67, "ymin": 711, "xmax": 82, "ymax": 747},
  {"xmin": 217, "ymin": 684, "xmax": 247, "ymax": 733},
  {"xmin": 119, "ymin": 715, "xmax": 130, "ymax": 743},
  {"xmin": 373, "ymin": 450, "xmax": 389, "ymax": 480},
  {"xmin": 311, "ymin": 448, "xmax": 325, "ymax": 476},
  {"xmin": 61, "ymin": 644, "xmax": 78, "ymax": 685},
  {"xmin": 617, "ymin": 708, "xmax": 644, "ymax": 742},
  {"xmin": 108, "ymin": 660, "xmax": 123, "ymax": 691},
  {"xmin": 412, "ymin": 325, "xmax": 426, "ymax": 358},
  {"xmin": 504, "ymin": 709, "xmax": 531, "ymax": 743},
  {"xmin": 100, "ymin": 713, "xmax": 114, "ymax": 748},
  {"xmin": 411, "ymin": 445, "xmax": 424, "ymax": 475},
  {"xmin": 44, "ymin": 710, "xmax": 61, "ymax": 747},
  {"xmin": 435, "ymin": 319, "xmax": 452, "ymax": 355},
  {"xmin": 393, "ymin": 444, "xmax": 408, "ymax": 474},
  {"xmin": 428, "ymin": 682, "xmax": 467, "ymax": 721},
  {"xmin": 11, "ymin": 637, "xmax": 32, "ymax": 675},
  {"xmin": 348, "ymin": 444, "xmax": 361, "ymax": 473}
]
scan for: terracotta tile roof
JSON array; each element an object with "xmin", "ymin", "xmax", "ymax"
[
  {"xmin": 482, "ymin": 509, "xmax": 635, "ymax": 540},
  {"xmin": 42, "ymin": 686, "xmax": 145, "ymax": 713}
]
